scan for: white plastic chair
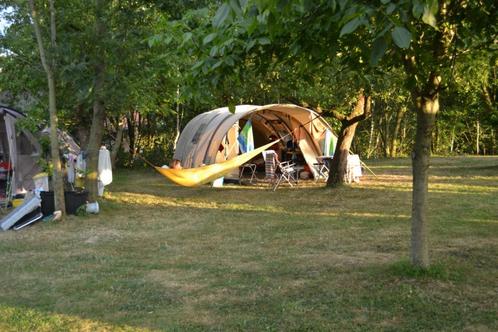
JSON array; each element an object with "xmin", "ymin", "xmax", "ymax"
[
  {"xmin": 262, "ymin": 150, "xmax": 297, "ymax": 191},
  {"xmin": 346, "ymin": 154, "xmax": 362, "ymax": 183}
]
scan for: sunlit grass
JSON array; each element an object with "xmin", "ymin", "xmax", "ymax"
[{"xmin": 0, "ymin": 156, "xmax": 497, "ymax": 331}]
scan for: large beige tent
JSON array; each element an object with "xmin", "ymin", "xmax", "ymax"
[{"xmin": 173, "ymin": 104, "xmax": 336, "ymax": 179}]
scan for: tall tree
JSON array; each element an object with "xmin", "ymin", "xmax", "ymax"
[
  {"xmin": 28, "ymin": 0, "xmax": 65, "ymax": 215},
  {"xmin": 195, "ymin": 0, "xmax": 497, "ymax": 268},
  {"xmin": 362, "ymin": 0, "xmax": 497, "ymax": 268},
  {"xmin": 85, "ymin": 0, "xmax": 107, "ymax": 202}
]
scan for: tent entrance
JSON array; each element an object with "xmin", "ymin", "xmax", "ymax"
[{"xmin": 238, "ymin": 111, "xmax": 310, "ymax": 177}]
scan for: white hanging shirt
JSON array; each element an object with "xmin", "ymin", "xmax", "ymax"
[{"xmin": 98, "ymin": 146, "xmax": 113, "ymax": 186}]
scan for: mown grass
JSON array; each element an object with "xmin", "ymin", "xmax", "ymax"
[{"xmin": 0, "ymin": 156, "xmax": 496, "ymax": 331}]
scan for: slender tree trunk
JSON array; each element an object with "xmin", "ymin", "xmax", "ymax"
[
  {"xmin": 85, "ymin": 74, "xmax": 105, "ymax": 201},
  {"xmin": 29, "ymin": 0, "xmax": 65, "ymax": 215},
  {"xmin": 476, "ymin": 120, "xmax": 480, "ymax": 155},
  {"xmin": 390, "ymin": 106, "xmax": 406, "ymax": 157},
  {"xmin": 401, "ymin": 116, "xmax": 408, "ymax": 155},
  {"xmin": 450, "ymin": 125, "xmax": 455, "ymax": 153},
  {"xmin": 327, "ymin": 91, "xmax": 371, "ymax": 186},
  {"xmin": 111, "ymin": 117, "xmax": 125, "ymax": 169},
  {"xmin": 491, "ymin": 129, "xmax": 496, "ymax": 154},
  {"xmin": 411, "ymin": 74, "xmax": 441, "ymax": 269},
  {"xmin": 85, "ymin": 0, "xmax": 106, "ymax": 202},
  {"xmin": 173, "ymin": 85, "xmax": 181, "ymax": 150},
  {"xmin": 376, "ymin": 114, "xmax": 389, "ymax": 158},
  {"xmin": 75, "ymin": 104, "xmax": 90, "ymax": 150},
  {"xmin": 367, "ymin": 116, "xmax": 375, "ymax": 158},
  {"xmin": 127, "ymin": 114, "xmax": 137, "ymax": 164},
  {"xmin": 384, "ymin": 112, "xmax": 391, "ymax": 157},
  {"xmin": 375, "ymin": 132, "xmax": 381, "ymax": 157}
]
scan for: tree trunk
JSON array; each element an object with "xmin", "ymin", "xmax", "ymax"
[
  {"xmin": 327, "ymin": 121, "xmax": 360, "ymax": 185},
  {"xmin": 401, "ymin": 116, "xmax": 408, "ymax": 155},
  {"xmin": 29, "ymin": 0, "xmax": 66, "ymax": 215},
  {"xmin": 450, "ymin": 125, "xmax": 455, "ymax": 153},
  {"xmin": 85, "ymin": 64, "xmax": 105, "ymax": 202},
  {"xmin": 384, "ymin": 112, "xmax": 391, "ymax": 157},
  {"xmin": 411, "ymin": 74, "xmax": 440, "ymax": 269},
  {"xmin": 367, "ymin": 116, "xmax": 375, "ymax": 158},
  {"xmin": 327, "ymin": 91, "xmax": 371, "ymax": 186},
  {"xmin": 75, "ymin": 105, "xmax": 90, "ymax": 150},
  {"xmin": 173, "ymin": 85, "xmax": 181, "ymax": 151},
  {"xmin": 491, "ymin": 128, "xmax": 496, "ymax": 154},
  {"xmin": 85, "ymin": 0, "xmax": 106, "ymax": 202},
  {"xmin": 390, "ymin": 107, "xmax": 406, "ymax": 157},
  {"xmin": 111, "ymin": 117, "xmax": 125, "ymax": 169},
  {"xmin": 476, "ymin": 120, "xmax": 480, "ymax": 155},
  {"xmin": 47, "ymin": 73, "xmax": 66, "ymax": 214}
]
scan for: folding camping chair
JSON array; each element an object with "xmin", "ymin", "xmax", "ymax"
[
  {"xmin": 262, "ymin": 150, "xmax": 297, "ymax": 191},
  {"xmin": 239, "ymin": 163, "xmax": 256, "ymax": 184},
  {"xmin": 313, "ymin": 156, "xmax": 330, "ymax": 181}
]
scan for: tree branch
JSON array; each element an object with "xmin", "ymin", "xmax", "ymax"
[
  {"xmin": 348, "ymin": 95, "xmax": 372, "ymax": 124},
  {"xmin": 330, "ymin": 109, "xmax": 347, "ymax": 122}
]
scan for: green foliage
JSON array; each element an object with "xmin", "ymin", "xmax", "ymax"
[
  {"xmin": 1, "ymin": 0, "xmax": 496, "ymax": 166},
  {"xmin": 391, "ymin": 26, "xmax": 412, "ymax": 49}
]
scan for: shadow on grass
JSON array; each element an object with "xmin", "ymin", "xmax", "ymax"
[{"xmin": 1, "ymin": 158, "xmax": 496, "ymax": 331}]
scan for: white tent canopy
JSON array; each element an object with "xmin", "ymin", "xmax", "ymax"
[
  {"xmin": 174, "ymin": 104, "xmax": 336, "ymax": 178},
  {"xmin": 0, "ymin": 106, "xmax": 42, "ymax": 196}
]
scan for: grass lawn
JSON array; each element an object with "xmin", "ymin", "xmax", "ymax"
[{"xmin": 0, "ymin": 156, "xmax": 497, "ymax": 331}]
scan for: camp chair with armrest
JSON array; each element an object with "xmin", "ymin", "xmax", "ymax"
[
  {"xmin": 273, "ymin": 160, "xmax": 297, "ymax": 191},
  {"xmin": 262, "ymin": 150, "xmax": 297, "ymax": 191}
]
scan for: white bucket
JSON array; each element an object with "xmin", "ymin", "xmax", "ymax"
[{"xmin": 86, "ymin": 201, "xmax": 99, "ymax": 214}]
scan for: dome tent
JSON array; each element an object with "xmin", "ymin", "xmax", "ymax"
[
  {"xmin": 173, "ymin": 104, "xmax": 336, "ymax": 179},
  {"xmin": 0, "ymin": 106, "xmax": 42, "ymax": 198}
]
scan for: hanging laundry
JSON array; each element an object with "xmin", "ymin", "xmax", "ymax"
[
  {"xmin": 323, "ymin": 129, "xmax": 337, "ymax": 157},
  {"xmin": 66, "ymin": 153, "xmax": 77, "ymax": 184},
  {"xmin": 98, "ymin": 146, "xmax": 112, "ymax": 196}
]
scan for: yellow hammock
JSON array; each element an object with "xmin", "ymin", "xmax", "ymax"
[{"xmin": 154, "ymin": 140, "xmax": 279, "ymax": 187}]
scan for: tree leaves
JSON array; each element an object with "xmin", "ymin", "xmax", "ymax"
[
  {"xmin": 422, "ymin": 0, "xmax": 438, "ymax": 28},
  {"xmin": 258, "ymin": 37, "xmax": 270, "ymax": 45},
  {"xmin": 370, "ymin": 36, "xmax": 387, "ymax": 66},
  {"xmin": 392, "ymin": 26, "xmax": 412, "ymax": 49},
  {"xmin": 340, "ymin": 17, "xmax": 362, "ymax": 37},
  {"xmin": 213, "ymin": 3, "xmax": 231, "ymax": 28},
  {"xmin": 412, "ymin": 0, "xmax": 424, "ymax": 19},
  {"xmin": 203, "ymin": 32, "xmax": 217, "ymax": 45}
]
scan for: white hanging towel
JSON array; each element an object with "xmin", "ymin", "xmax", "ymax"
[
  {"xmin": 66, "ymin": 153, "xmax": 77, "ymax": 183},
  {"xmin": 98, "ymin": 146, "xmax": 113, "ymax": 187}
]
